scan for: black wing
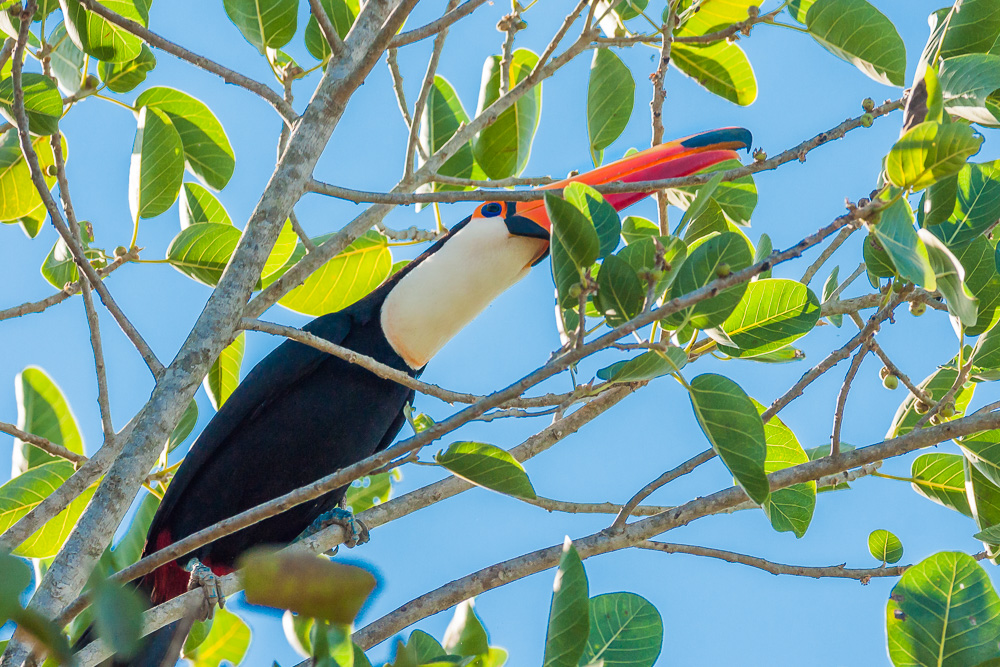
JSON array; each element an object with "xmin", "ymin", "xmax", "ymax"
[{"xmin": 146, "ymin": 312, "xmax": 352, "ymax": 549}]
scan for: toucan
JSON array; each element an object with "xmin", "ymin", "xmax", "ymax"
[{"xmin": 108, "ymin": 127, "xmax": 751, "ymax": 665}]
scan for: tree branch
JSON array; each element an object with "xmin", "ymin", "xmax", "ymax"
[
  {"xmin": 0, "ymin": 254, "xmax": 130, "ymax": 322},
  {"xmin": 0, "ymin": 421, "xmax": 88, "ymax": 467},
  {"xmin": 74, "ymin": 0, "xmax": 296, "ymax": 124},
  {"xmin": 389, "ymin": 0, "xmax": 490, "ymax": 48},
  {"xmin": 308, "ymin": 0, "xmax": 345, "ymax": 57}
]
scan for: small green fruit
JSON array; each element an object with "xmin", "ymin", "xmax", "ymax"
[
  {"xmin": 114, "ymin": 246, "xmax": 129, "ymax": 258},
  {"xmin": 860, "ymin": 113, "xmax": 874, "ymax": 128},
  {"xmin": 715, "ymin": 263, "xmax": 731, "ymax": 278},
  {"xmin": 882, "ymin": 375, "xmax": 898, "ymax": 390},
  {"xmin": 45, "ymin": 164, "xmax": 58, "ymax": 177},
  {"xmin": 909, "ymin": 301, "xmax": 926, "ymax": 317},
  {"xmin": 940, "ymin": 403, "xmax": 956, "ymax": 418},
  {"xmin": 568, "ymin": 284, "xmax": 582, "ymax": 299},
  {"xmin": 862, "ymin": 97, "xmax": 875, "ymax": 112}
]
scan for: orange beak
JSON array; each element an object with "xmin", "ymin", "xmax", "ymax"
[{"xmin": 510, "ymin": 127, "xmax": 752, "ymax": 234}]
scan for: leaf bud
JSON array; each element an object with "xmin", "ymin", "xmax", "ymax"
[
  {"xmin": 753, "ymin": 148, "xmax": 766, "ymax": 162},
  {"xmin": 914, "ymin": 401, "xmax": 930, "ymax": 414},
  {"xmin": 857, "ymin": 197, "xmax": 870, "ymax": 208},
  {"xmin": 860, "ymin": 113, "xmax": 874, "ymax": 128},
  {"xmin": 882, "ymin": 375, "xmax": 898, "ymax": 390},
  {"xmin": 84, "ymin": 75, "xmax": 99, "ymax": 90},
  {"xmin": 909, "ymin": 301, "xmax": 926, "ymax": 317},
  {"xmin": 862, "ymin": 97, "xmax": 875, "ymax": 112},
  {"xmin": 715, "ymin": 263, "xmax": 731, "ymax": 278}
]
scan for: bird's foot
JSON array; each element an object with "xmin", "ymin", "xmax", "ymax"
[
  {"xmin": 184, "ymin": 558, "xmax": 225, "ymax": 621},
  {"xmin": 304, "ymin": 507, "xmax": 370, "ymax": 549}
]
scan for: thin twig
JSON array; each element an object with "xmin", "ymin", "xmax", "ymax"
[
  {"xmin": 389, "ymin": 0, "xmax": 490, "ymax": 47},
  {"xmin": 0, "ymin": 421, "xmax": 88, "ymax": 467},
  {"xmin": 0, "ymin": 255, "xmax": 130, "ymax": 322},
  {"xmin": 915, "ymin": 338, "xmax": 980, "ymax": 429},
  {"xmin": 9, "ymin": 3, "xmax": 164, "ymax": 379},
  {"xmin": 308, "ymin": 0, "xmax": 346, "ymax": 56},
  {"xmin": 611, "ymin": 448, "xmax": 715, "ymax": 530},
  {"xmin": 849, "ymin": 311, "xmax": 934, "ymax": 405},
  {"xmin": 288, "ymin": 210, "xmax": 317, "ymax": 252},
  {"xmin": 74, "ymin": 0, "xmax": 296, "ymax": 124},
  {"xmin": 651, "ymin": 9, "xmax": 676, "ymax": 234},
  {"xmin": 498, "ymin": 11, "xmax": 520, "ymax": 93},
  {"xmin": 637, "ymin": 542, "xmax": 987, "ymax": 581},
  {"xmin": 385, "ymin": 48, "xmax": 417, "ymax": 138},
  {"xmin": 404, "ymin": 0, "xmax": 458, "ymax": 178},
  {"xmin": 823, "ymin": 262, "xmax": 866, "ymax": 304},
  {"xmin": 430, "ymin": 173, "xmax": 557, "ymax": 187},
  {"xmin": 800, "ymin": 223, "xmax": 861, "ymax": 285},
  {"xmin": 830, "ymin": 339, "xmax": 874, "ymax": 456}
]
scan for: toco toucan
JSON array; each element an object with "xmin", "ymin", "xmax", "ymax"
[{"xmin": 112, "ymin": 127, "xmax": 751, "ymax": 665}]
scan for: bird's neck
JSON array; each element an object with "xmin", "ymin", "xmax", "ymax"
[{"xmin": 380, "ymin": 218, "xmax": 547, "ymax": 369}]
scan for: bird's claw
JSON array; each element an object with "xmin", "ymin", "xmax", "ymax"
[
  {"xmin": 304, "ymin": 507, "xmax": 370, "ymax": 549},
  {"xmin": 184, "ymin": 558, "xmax": 225, "ymax": 621}
]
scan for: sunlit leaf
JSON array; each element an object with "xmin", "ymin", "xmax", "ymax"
[
  {"xmin": 224, "ymin": 0, "xmax": 298, "ymax": 53},
  {"xmin": 665, "ymin": 232, "xmax": 752, "ymax": 330},
  {"xmin": 166, "ymin": 223, "xmax": 241, "ymax": 286},
  {"xmin": 886, "ymin": 121, "xmax": 983, "ymax": 191},
  {"xmin": 543, "ymin": 538, "xmax": 589, "ymax": 667},
  {"xmin": 596, "ymin": 347, "xmax": 687, "ymax": 383},
  {"xmin": 0, "ymin": 73, "xmax": 62, "ymax": 136},
  {"xmin": 99, "ymin": 45, "xmax": 156, "ymax": 94},
  {"xmin": 435, "ymin": 442, "xmax": 536, "ymax": 500},
  {"xmin": 909, "ymin": 453, "xmax": 972, "ymax": 517},
  {"xmin": 714, "ymin": 279, "xmax": 820, "ymax": 357},
  {"xmin": 587, "ymin": 48, "xmax": 634, "ymax": 164},
  {"xmin": 579, "ymin": 592, "xmax": 662, "ymax": 667},
  {"xmin": 180, "ymin": 182, "xmax": 232, "ymax": 228},
  {"xmin": 473, "ymin": 49, "xmax": 541, "ymax": 178},
  {"xmin": 61, "ymin": 0, "xmax": 147, "ymax": 63},
  {"xmin": 672, "ymin": 41, "xmax": 757, "ymax": 106},
  {"xmin": 305, "ymin": 0, "xmax": 359, "ymax": 61},
  {"xmin": 803, "ymin": 0, "xmax": 905, "ymax": 86},
  {"xmin": 129, "ymin": 106, "xmax": 185, "ymax": 220},
  {"xmin": 204, "ymin": 334, "xmax": 244, "ymax": 410},
  {"xmin": 753, "ymin": 400, "xmax": 814, "ymax": 538},
  {"xmin": 184, "ymin": 608, "xmax": 251, "ymax": 667},
  {"xmin": 938, "ymin": 54, "xmax": 1000, "ymax": 125},
  {"xmin": 868, "ymin": 529, "xmax": 903, "ymax": 564},
  {"xmin": 12, "ymin": 366, "xmax": 83, "ymax": 475}
]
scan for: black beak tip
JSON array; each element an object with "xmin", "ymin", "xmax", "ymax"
[{"xmin": 681, "ymin": 127, "xmax": 753, "ymax": 154}]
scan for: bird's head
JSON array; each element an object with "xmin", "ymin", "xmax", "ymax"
[{"xmin": 468, "ymin": 126, "xmax": 753, "ymax": 266}]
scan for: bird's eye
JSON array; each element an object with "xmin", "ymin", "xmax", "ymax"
[{"xmin": 481, "ymin": 202, "xmax": 503, "ymax": 217}]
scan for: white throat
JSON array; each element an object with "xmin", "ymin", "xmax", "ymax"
[{"xmin": 380, "ymin": 218, "xmax": 547, "ymax": 369}]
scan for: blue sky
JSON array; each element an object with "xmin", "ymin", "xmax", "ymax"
[{"xmin": 2, "ymin": 0, "xmax": 998, "ymax": 664}]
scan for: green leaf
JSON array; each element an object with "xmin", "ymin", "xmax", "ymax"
[
  {"xmin": 579, "ymin": 592, "xmax": 662, "ymax": 667},
  {"xmin": 443, "ymin": 599, "xmax": 489, "ymax": 657},
  {"xmin": 868, "ymin": 529, "xmax": 903, "ymax": 564},
  {"xmin": 753, "ymin": 232, "xmax": 772, "ymax": 280},
  {"xmin": 543, "ymin": 538, "xmax": 589, "ymax": 667},
  {"xmin": 261, "ymin": 220, "xmax": 297, "ymax": 288},
  {"xmin": 803, "ymin": 0, "xmax": 905, "ymax": 86},
  {"xmin": 587, "ymin": 49, "xmax": 634, "ymax": 163},
  {"xmin": 888, "ymin": 552, "xmax": 1000, "ymax": 666},
  {"xmin": 958, "ymin": 430, "xmax": 1000, "ymax": 490},
  {"xmin": 929, "ymin": 161, "xmax": 1000, "ymax": 247},
  {"xmin": 165, "ymin": 398, "xmax": 198, "ymax": 453},
  {"xmin": 0, "ymin": 131, "xmax": 59, "ymax": 222},
  {"xmin": 939, "ymin": 54, "xmax": 1000, "ymax": 125},
  {"xmin": 473, "ymin": 49, "xmax": 541, "ymax": 179},
  {"xmin": 910, "ymin": 453, "xmax": 972, "ymax": 517},
  {"xmin": 548, "ymin": 194, "xmax": 599, "ymax": 308},
  {"xmin": 886, "ymin": 121, "xmax": 984, "ymax": 191},
  {"xmin": 0, "ymin": 461, "xmax": 97, "ymax": 558},
  {"xmin": 920, "ymin": 174, "xmax": 959, "ymax": 230},
  {"xmin": 621, "ymin": 216, "xmax": 660, "ymax": 244},
  {"xmin": 0, "ymin": 553, "xmax": 31, "ymax": 617},
  {"xmin": 596, "ymin": 347, "xmax": 687, "ymax": 383},
  {"xmin": 665, "ymin": 159, "xmax": 757, "ymax": 225},
  {"xmin": 939, "ymin": 0, "xmax": 1000, "ymax": 60},
  {"xmin": 12, "ymin": 366, "xmax": 83, "ymax": 475},
  {"xmin": 0, "ymin": 73, "xmax": 62, "ymax": 136},
  {"xmin": 676, "ymin": 0, "xmax": 756, "ymax": 35},
  {"xmin": 204, "ymin": 333, "xmax": 244, "ymax": 410},
  {"xmin": 887, "ymin": 363, "xmax": 975, "ymax": 438},
  {"xmin": 435, "ymin": 441, "xmax": 536, "ymax": 500},
  {"xmin": 305, "ymin": 0, "xmax": 359, "ymax": 61},
  {"xmin": 417, "ymin": 76, "xmax": 484, "ymax": 196},
  {"xmin": 665, "ymin": 232, "xmax": 752, "ymax": 330},
  {"xmin": 617, "ymin": 234, "xmax": 686, "ymax": 298},
  {"xmin": 564, "ymin": 183, "xmax": 621, "ymax": 259},
  {"xmin": 91, "ymin": 571, "xmax": 147, "ymax": 659},
  {"xmin": 185, "ymin": 608, "xmax": 251, "ymax": 667},
  {"xmin": 975, "ymin": 322, "xmax": 1000, "ymax": 370},
  {"xmin": 672, "ymin": 41, "xmax": 757, "ymax": 106},
  {"xmin": 135, "ymin": 87, "xmax": 236, "ymax": 190},
  {"xmin": 110, "ymin": 492, "xmax": 160, "ymax": 571},
  {"xmin": 594, "ymin": 255, "xmax": 643, "ymax": 326},
  {"xmin": 735, "ymin": 346, "xmax": 806, "ymax": 363},
  {"xmin": 224, "ymin": 0, "xmax": 298, "ymax": 53},
  {"xmin": 180, "ymin": 182, "xmax": 232, "ymax": 228},
  {"xmin": 345, "ymin": 472, "xmax": 394, "ymax": 514},
  {"xmin": 407, "ymin": 630, "xmax": 446, "ymax": 663},
  {"xmin": 752, "ymin": 400, "xmax": 815, "ymax": 538},
  {"xmin": 240, "ymin": 551, "xmax": 376, "ymax": 624},
  {"xmin": 872, "ymin": 200, "xmax": 935, "ymax": 289},
  {"xmin": 130, "ymin": 106, "xmax": 185, "ymax": 220},
  {"xmin": 61, "ymin": 0, "xmax": 147, "ymax": 63},
  {"xmin": 48, "ymin": 22, "xmax": 85, "ymax": 95},
  {"xmin": 98, "ymin": 44, "xmax": 156, "ymax": 94},
  {"xmin": 919, "ymin": 230, "xmax": 978, "ymax": 328},
  {"xmin": 40, "ymin": 221, "xmax": 99, "ymax": 289},
  {"xmin": 864, "ymin": 233, "xmax": 897, "ymax": 286},
  {"xmin": 278, "ymin": 231, "xmax": 393, "ymax": 316},
  {"xmin": 682, "ymin": 198, "xmax": 728, "ymax": 245},
  {"xmin": 714, "ymin": 279, "xmax": 820, "ymax": 358},
  {"xmin": 166, "ymin": 222, "xmax": 241, "ymax": 286},
  {"xmin": 966, "ymin": 460, "xmax": 1000, "ymax": 551},
  {"xmin": 689, "ymin": 374, "xmax": 769, "ymax": 504},
  {"xmin": 822, "ymin": 265, "xmax": 843, "ymax": 327}
]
